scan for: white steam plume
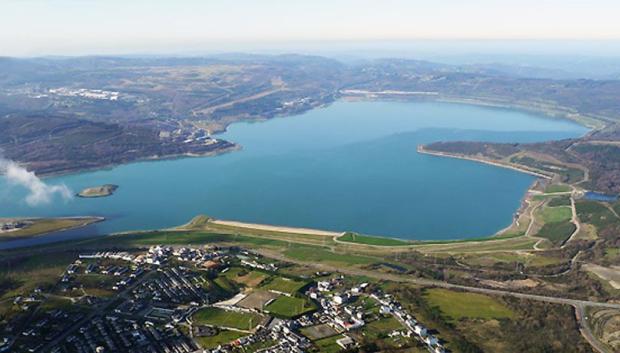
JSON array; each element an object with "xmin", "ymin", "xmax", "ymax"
[{"xmin": 0, "ymin": 158, "xmax": 73, "ymax": 206}]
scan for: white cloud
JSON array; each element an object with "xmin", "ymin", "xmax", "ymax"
[{"xmin": 0, "ymin": 158, "xmax": 73, "ymax": 206}]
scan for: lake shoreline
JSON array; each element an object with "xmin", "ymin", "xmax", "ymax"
[
  {"xmin": 0, "ymin": 100, "xmax": 591, "ymax": 247},
  {"xmin": 29, "ymin": 96, "xmax": 604, "ymax": 180},
  {"xmin": 416, "ymin": 145, "xmax": 553, "ymax": 179},
  {"xmin": 32, "ymin": 143, "xmax": 241, "ymax": 180},
  {"xmin": 0, "ymin": 216, "xmax": 105, "ymax": 242}
]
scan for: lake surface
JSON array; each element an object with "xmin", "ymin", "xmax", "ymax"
[
  {"xmin": 0, "ymin": 101, "xmax": 588, "ymax": 248},
  {"xmin": 584, "ymin": 192, "xmax": 618, "ymax": 202}
]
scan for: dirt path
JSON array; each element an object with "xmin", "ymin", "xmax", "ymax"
[
  {"xmin": 576, "ymin": 304, "xmax": 613, "ymax": 353},
  {"xmin": 256, "ymin": 248, "xmax": 620, "ymax": 308},
  {"xmin": 603, "ymin": 203, "xmax": 620, "ymax": 220},
  {"xmin": 257, "ymin": 248, "xmax": 616, "ymax": 353},
  {"xmin": 194, "ymin": 88, "xmax": 285, "ymax": 115},
  {"xmin": 563, "ymin": 187, "xmax": 582, "ymax": 247},
  {"xmin": 210, "ymin": 220, "xmax": 344, "ymax": 237}
]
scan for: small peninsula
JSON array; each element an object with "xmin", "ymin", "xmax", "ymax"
[{"xmin": 77, "ymin": 184, "xmax": 119, "ymax": 198}]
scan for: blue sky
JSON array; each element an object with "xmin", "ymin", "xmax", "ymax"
[{"xmin": 1, "ymin": 0, "xmax": 619, "ymax": 56}]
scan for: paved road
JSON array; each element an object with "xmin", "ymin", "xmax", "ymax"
[
  {"xmin": 575, "ymin": 304, "xmax": 612, "ymax": 353},
  {"xmin": 257, "ymin": 249, "xmax": 619, "ymax": 353},
  {"xmin": 258, "ymin": 249, "xmax": 620, "ymax": 310},
  {"xmin": 40, "ymin": 271, "xmax": 156, "ymax": 352}
]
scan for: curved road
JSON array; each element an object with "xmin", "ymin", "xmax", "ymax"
[{"xmin": 257, "ymin": 249, "xmax": 618, "ymax": 353}]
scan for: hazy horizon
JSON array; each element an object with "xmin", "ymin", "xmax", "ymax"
[{"xmin": 2, "ymin": 0, "xmax": 620, "ymax": 57}]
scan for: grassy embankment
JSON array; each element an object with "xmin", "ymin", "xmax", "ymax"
[
  {"xmin": 0, "ymin": 217, "xmax": 101, "ymax": 241},
  {"xmin": 0, "ymin": 223, "xmax": 602, "ymax": 353},
  {"xmin": 187, "ymin": 215, "xmax": 537, "ymax": 253},
  {"xmin": 533, "ymin": 200, "xmax": 575, "ymax": 246}
]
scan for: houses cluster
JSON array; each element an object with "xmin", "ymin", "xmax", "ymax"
[
  {"xmin": 305, "ymin": 278, "xmax": 368, "ymax": 333},
  {"xmin": 0, "ymin": 305, "xmax": 83, "ymax": 353},
  {"xmin": 305, "ymin": 276, "xmax": 448, "ymax": 353},
  {"xmin": 371, "ymin": 292, "xmax": 446, "ymax": 353},
  {"xmin": 260, "ymin": 319, "xmax": 312, "ymax": 353},
  {"xmin": 0, "ymin": 220, "xmax": 27, "ymax": 232},
  {"xmin": 142, "ymin": 246, "xmax": 173, "ymax": 265},
  {"xmin": 2, "ymin": 243, "xmax": 450, "ymax": 353},
  {"xmin": 79, "ymin": 251, "xmax": 136, "ymax": 262},
  {"xmin": 49, "ymin": 87, "xmax": 120, "ymax": 101},
  {"xmin": 60, "ymin": 258, "xmax": 146, "ymax": 291},
  {"xmin": 50, "ymin": 316, "xmax": 197, "ymax": 353},
  {"xmin": 239, "ymin": 258, "xmax": 278, "ymax": 272},
  {"xmin": 205, "ymin": 318, "xmax": 311, "ymax": 353},
  {"xmin": 0, "ymin": 337, "xmax": 11, "ymax": 353},
  {"xmin": 132, "ymin": 266, "xmax": 209, "ymax": 305},
  {"xmin": 173, "ymin": 246, "xmax": 226, "ymax": 269}
]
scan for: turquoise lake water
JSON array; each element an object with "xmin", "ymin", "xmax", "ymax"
[{"xmin": 0, "ymin": 101, "xmax": 588, "ymax": 248}]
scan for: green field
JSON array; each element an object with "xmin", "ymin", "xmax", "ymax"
[
  {"xmin": 605, "ymin": 247, "xmax": 620, "ymax": 261},
  {"xmin": 192, "ymin": 307, "xmax": 263, "ymax": 331},
  {"xmin": 260, "ymin": 276, "xmax": 309, "ymax": 295},
  {"xmin": 576, "ymin": 201, "xmax": 619, "ymax": 229},
  {"xmin": 194, "ymin": 330, "xmax": 247, "ymax": 349},
  {"xmin": 0, "ymin": 251, "xmax": 78, "ymax": 300},
  {"xmin": 537, "ymin": 206, "xmax": 572, "ymax": 223},
  {"xmin": 90, "ymin": 231, "xmax": 290, "ymax": 249},
  {"xmin": 223, "ymin": 267, "xmax": 270, "ymax": 288},
  {"xmin": 0, "ymin": 218, "xmax": 101, "ymax": 241},
  {"xmin": 535, "ymin": 221, "xmax": 576, "ymax": 246},
  {"xmin": 338, "ymin": 233, "xmax": 411, "ymax": 246},
  {"xmin": 424, "ymin": 288, "xmax": 514, "ymax": 322},
  {"xmin": 545, "ymin": 184, "xmax": 571, "ymax": 193},
  {"xmin": 548, "ymin": 195, "xmax": 571, "ymax": 207},
  {"xmin": 461, "ymin": 251, "xmax": 563, "ymax": 268},
  {"xmin": 283, "ymin": 245, "xmax": 378, "ymax": 266},
  {"xmin": 363, "ymin": 316, "xmax": 403, "ymax": 339},
  {"xmin": 264, "ymin": 295, "xmax": 317, "ymax": 318},
  {"xmin": 314, "ymin": 335, "xmax": 346, "ymax": 353}
]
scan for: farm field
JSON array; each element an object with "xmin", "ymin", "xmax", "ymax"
[
  {"xmin": 223, "ymin": 267, "xmax": 270, "ymax": 288},
  {"xmin": 300, "ymin": 324, "xmax": 339, "ymax": 340},
  {"xmin": 264, "ymin": 295, "xmax": 317, "ymax": 318},
  {"xmin": 259, "ymin": 276, "xmax": 310, "ymax": 295},
  {"xmin": 194, "ymin": 330, "xmax": 247, "ymax": 349},
  {"xmin": 423, "ymin": 288, "xmax": 515, "ymax": 322},
  {"xmin": 545, "ymin": 184, "xmax": 571, "ymax": 193},
  {"xmin": 536, "ymin": 220, "xmax": 576, "ymax": 246},
  {"xmin": 548, "ymin": 195, "xmax": 572, "ymax": 207},
  {"xmin": 283, "ymin": 245, "xmax": 378, "ymax": 266},
  {"xmin": 192, "ymin": 307, "xmax": 263, "ymax": 331},
  {"xmin": 237, "ymin": 290, "xmax": 279, "ymax": 310},
  {"xmin": 313, "ymin": 335, "xmax": 347, "ymax": 353},
  {"xmin": 537, "ymin": 206, "xmax": 572, "ymax": 223}
]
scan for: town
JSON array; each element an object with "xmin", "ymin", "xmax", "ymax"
[
  {"xmin": 1, "ymin": 245, "xmax": 448, "ymax": 353},
  {"xmin": 0, "ymin": 220, "xmax": 28, "ymax": 233}
]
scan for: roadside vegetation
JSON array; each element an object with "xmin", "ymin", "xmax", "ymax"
[
  {"xmin": 545, "ymin": 184, "xmax": 571, "ymax": 193},
  {"xmin": 535, "ymin": 221, "xmax": 576, "ymax": 246},
  {"xmin": 548, "ymin": 195, "xmax": 572, "ymax": 207},
  {"xmin": 391, "ymin": 285, "xmax": 595, "ymax": 353},
  {"xmin": 338, "ymin": 232, "xmax": 411, "ymax": 246}
]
